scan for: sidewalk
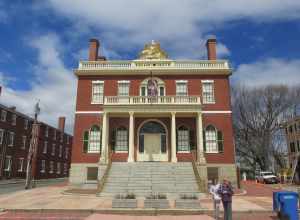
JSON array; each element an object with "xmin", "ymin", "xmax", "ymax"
[{"xmin": 0, "ymin": 178, "xmax": 67, "ymax": 185}]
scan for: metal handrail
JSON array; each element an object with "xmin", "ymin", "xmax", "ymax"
[
  {"xmin": 191, "ymin": 150, "xmax": 207, "ymax": 193},
  {"xmin": 97, "ymin": 152, "xmax": 113, "ymax": 193}
]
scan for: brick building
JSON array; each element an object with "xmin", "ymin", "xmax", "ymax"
[
  {"xmin": 70, "ymin": 37, "xmax": 237, "ymax": 188},
  {"xmin": 0, "ymin": 104, "xmax": 73, "ymax": 180},
  {"xmin": 283, "ymin": 116, "xmax": 300, "ymax": 180}
]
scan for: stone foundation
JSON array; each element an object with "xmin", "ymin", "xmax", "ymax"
[{"xmin": 69, "ymin": 163, "xmax": 99, "ymax": 185}]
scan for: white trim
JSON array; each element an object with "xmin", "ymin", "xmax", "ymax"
[
  {"xmin": 202, "ymin": 111, "xmax": 232, "ymax": 114},
  {"xmin": 75, "ymin": 111, "xmax": 103, "ymax": 114},
  {"xmin": 201, "ymin": 80, "xmax": 214, "ymax": 83},
  {"xmin": 176, "ymin": 80, "xmax": 188, "ymax": 83},
  {"xmin": 92, "ymin": 80, "xmax": 104, "ymax": 84},
  {"xmin": 118, "ymin": 80, "xmax": 130, "ymax": 83}
]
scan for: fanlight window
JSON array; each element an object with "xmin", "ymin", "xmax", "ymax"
[
  {"xmin": 83, "ymin": 125, "xmax": 102, "ymax": 153},
  {"xmin": 204, "ymin": 125, "xmax": 223, "ymax": 153}
]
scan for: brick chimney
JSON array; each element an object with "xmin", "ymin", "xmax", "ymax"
[
  {"xmin": 89, "ymin": 38, "xmax": 99, "ymax": 61},
  {"xmin": 58, "ymin": 117, "xmax": 65, "ymax": 132},
  {"xmin": 206, "ymin": 37, "xmax": 217, "ymax": 60}
]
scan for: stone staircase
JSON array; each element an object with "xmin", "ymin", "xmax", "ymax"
[{"xmin": 98, "ymin": 162, "xmax": 203, "ymax": 198}]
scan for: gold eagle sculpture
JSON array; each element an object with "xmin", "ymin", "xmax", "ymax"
[{"xmin": 138, "ymin": 40, "xmax": 168, "ymax": 60}]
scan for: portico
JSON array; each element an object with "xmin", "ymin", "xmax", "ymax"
[{"xmin": 99, "ymin": 95, "xmax": 206, "ymax": 164}]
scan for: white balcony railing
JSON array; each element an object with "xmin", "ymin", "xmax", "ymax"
[
  {"xmin": 78, "ymin": 60, "xmax": 230, "ymax": 71},
  {"xmin": 104, "ymin": 96, "xmax": 201, "ymax": 105}
]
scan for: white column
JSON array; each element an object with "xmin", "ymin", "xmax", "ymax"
[
  {"xmin": 196, "ymin": 112, "xmax": 206, "ymax": 164},
  {"xmin": 171, "ymin": 112, "xmax": 177, "ymax": 162},
  {"xmin": 100, "ymin": 112, "xmax": 109, "ymax": 164},
  {"xmin": 128, "ymin": 111, "xmax": 135, "ymax": 162}
]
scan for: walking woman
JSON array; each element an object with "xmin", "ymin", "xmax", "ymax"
[{"xmin": 218, "ymin": 179, "xmax": 234, "ymax": 220}]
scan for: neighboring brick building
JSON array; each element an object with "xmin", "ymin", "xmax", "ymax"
[
  {"xmin": 283, "ymin": 116, "xmax": 300, "ymax": 180},
  {"xmin": 70, "ymin": 37, "xmax": 237, "ymax": 186},
  {"xmin": 0, "ymin": 104, "xmax": 73, "ymax": 180}
]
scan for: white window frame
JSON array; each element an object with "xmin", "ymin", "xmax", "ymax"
[
  {"xmin": 87, "ymin": 126, "xmax": 101, "ymax": 153},
  {"xmin": 64, "ymin": 163, "xmax": 68, "ymax": 175},
  {"xmin": 41, "ymin": 160, "xmax": 46, "ymax": 173},
  {"xmin": 0, "ymin": 129, "xmax": 4, "ymax": 145},
  {"xmin": 22, "ymin": 136, "xmax": 26, "ymax": 149},
  {"xmin": 12, "ymin": 114, "xmax": 17, "ymax": 126},
  {"xmin": 1, "ymin": 110, "xmax": 7, "ymax": 122},
  {"xmin": 49, "ymin": 161, "xmax": 54, "ymax": 173},
  {"xmin": 177, "ymin": 127, "xmax": 190, "ymax": 152},
  {"xmin": 176, "ymin": 80, "xmax": 188, "ymax": 96},
  {"xmin": 43, "ymin": 141, "xmax": 48, "ymax": 154},
  {"xmin": 67, "ymin": 136, "xmax": 70, "ymax": 144},
  {"xmin": 4, "ymin": 156, "xmax": 12, "ymax": 171},
  {"xmin": 115, "ymin": 128, "xmax": 128, "ymax": 152},
  {"xmin": 202, "ymin": 80, "xmax": 215, "ymax": 104},
  {"xmin": 8, "ymin": 132, "xmax": 14, "ymax": 147},
  {"xmin": 17, "ymin": 158, "xmax": 24, "ymax": 172},
  {"xmin": 51, "ymin": 143, "xmax": 55, "ymax": 156},
  {"xmin": 56, "ymin": 162, "xmax": 61, "ymax": 174},
  {"xmin": 45, "ymin": 126, "xmax": 49, "ymax": 137},
  {"xmin": 24, "ymin": 119, "xmax": 28, "ymax": 130},
  {"xmin": 91, "ymin": 80, "xmax": 104, "ymax": 104},
  {"xmin": 59, "ymin": 145, "xmax": 63, "ymax": 157},
  {"xmin": 205, "ymin": 125, "xmax": 218, "ymax": 153},
  {"xmin": 118, "ymin": 80, "xmax": 130, "ymax": 96},
  {"xmin": 60, "ymin": 132, "xmax": 64, "ymax": 142},
  {"xmin": 65, "ymin": 147, "xmax": 69, "ymax": 159}
]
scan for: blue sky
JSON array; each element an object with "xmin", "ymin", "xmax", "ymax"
[{"xmin": 0, "ymin": 0, "xmax": 300, "ymax": 132}]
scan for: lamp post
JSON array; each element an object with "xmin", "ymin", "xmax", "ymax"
[{"xmin": 25, "ymin": 101, "xmax": 40, "ymax": 189}]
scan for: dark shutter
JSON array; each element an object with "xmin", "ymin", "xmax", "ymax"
[
  {"xmin": 189, "ymin": 130, "xmax": 195, "ymax": 151},
  {"xmin": 139, "ymin": 134, "xmax": 144, "ymax": 153},
  {"xmin": 203, "ymin": 131, "xmax": 206, "ymax": 153},
  {"xmin": 83, "ymin": 131, "xmax": 89, "ymax": 153},
  {"xmin": 217, "ymin": 130, "xmax": 223, "ymax": 153},
  {"xmin": 111, "ymin": 129, "xmax": 116, "ymax": 152},
  {"xmin": 127, "ymin": 129, "xmax": 129, "ymax": 151},
  {"xmin": 161, "ymin": 134, "xmax": 166, "ymax": 153},
  {"xmin": 99, "ymin": 129, "xmax": 102, "ymax": 152},
  {"xmin": 176, "ymin": 130, "xmax": 178, "ymax": 153}
]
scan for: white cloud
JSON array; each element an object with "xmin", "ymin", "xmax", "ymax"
[
  {"xmin": 0, "ymin": 33, "xmax": 76, "ymax": 133},
  {"xmin": 43, "ymin": 0, "xmax": 300, "ymax": 59},
  {"xmin": 233, "ymin": 58, "xmax": 300, "ymax": 87}
]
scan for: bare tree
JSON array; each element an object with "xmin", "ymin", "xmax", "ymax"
[{"xmin": 232, "ymin": 85, "xmax": 300, "ymax": 173}]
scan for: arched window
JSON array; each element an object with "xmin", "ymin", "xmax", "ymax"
[
  {"xmin": 115, "ymin": 127, "xmax": 128, "ymax": 152},
  {"xmin": 140, "ymin": 77, "xmax": 165, "ymax": 96},
  {"xmin": 177, "ymin": 126, "xmax": 190, "ymax": 152},
  {"xmin": 83, "ymin": 125, "xmax": 102, "ymax": 153},
  {"xmin": 204, "ymin": 125, "xmax": 223, "ymax": 153}
]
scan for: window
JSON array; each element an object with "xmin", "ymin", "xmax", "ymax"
[
  {"xmin": 91, "ymin": 81, "xmax": 104, "ymax": 104},
  {"xmin": 67, "ymin": 136, "xmax": 70, "ymax": 144},
  {"xmin": 202, "ymin": 81, "xmax": 215, "ymax": 104},
  {"xmin": 289, "ymin": 125, "xmax": 293, "ymax": 134},
  {"xmin": 290, "ymin": 142, "xmax": 296, "ymax": 153},
  {"xmin": 51, "ymin": 144, "xmax": 55, "ymax": 156},
  {"xmin": 60, "ymin": 132, "xmax": 63, "ymax": 142},
  {"xmin": 1, "ymin": 110, "xmax": 7, "ymax": 122},
  {"xmin": 8, "ymin": 132, "xmax": 14, "ymax": 146},
  {"xmin": 118, "ymin": 81, "xmax": 130, "ymax": 96},
  {"xmin": 49, "ymin": 161, "xmax": 54, "ymax": 173},
  {"xmin": 83, "ymin": 125, "xmax": 101, "ymax": 153},
  {"xmin": 12, "ymin": 114, "xmax": 17, "ymax": 126},
  {"xmin": 115, "ymin": 127, "xmax": 128, "ymax": 152},
  {"xmin": 297, "ymin": 140, "xmax": 300, "ymax": 152},
  {"xmin": 59, "ymin": 145, "xmax": 62, "ymax": 157},
  {"xmin": 53, "ymin": 129, "xmax": 56, "ymax": 140},
  {"xmin": 177, "ymin": 126, "xmax": 190, "ymax": 152},
  {"xmin": 41, "ymin": 160, "xmax": 46, "ymax": 173},
  {"xmin": 17, "ymin": 158, "xmax": 24, "ymax": 172},
  {"xmin": 65, "ymin": 147, "xmax": 69, "ymax": 159},
  {"xmin": 4, "ymin": 156, "xmax": 12, "ymax": 171},
  {"xmin": 205, "ymin": 125, "xmax": 218, "ymax": 153},
  {"xmin": 176, "ymin": 81, "xmax": 188, "ymax": 96},
  {"xmin": 45, "ymin": 126, "xmax": 49, "ymax": 137},
  {"xmin": 159, "ymin": 87, "xmax": 165, "ymax": 96},
  {"xmin": 141, "ymin": 86, "xmax": 146, "ymax": 96},
  {"xmin": 64, "ymin": 163, "xmax": 68, "ymax": 175},
  {"xmin": 24, "ymin": 119, "xmax": 28, "ymax": 130},
  {"xmin": 56, "ymin": 162, "xmax": 61, "ymax": 174},
  {"xmin": 43, "ymin": 141, "xmax": 48, "ymax": 154},
  {"xmin": 22, "ymin": 136, "xmax": 26, "ymax": 149},
  {"xmin": 0, "ymin": 129, "xmax": 4, "ymax": 145}
]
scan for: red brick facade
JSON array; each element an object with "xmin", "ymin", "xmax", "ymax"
[{"xmin": 71, "ymin": 38, "xmax": 235, "ymax": 168}]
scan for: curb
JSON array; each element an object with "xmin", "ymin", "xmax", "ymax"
[{"xmin": 1, "ymin": 208, "xmax": 276, "ymax": 215}]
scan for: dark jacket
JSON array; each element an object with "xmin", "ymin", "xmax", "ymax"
[{"xmin": 217, "ymin": 183, "xmax": 234, "ymax": 203}]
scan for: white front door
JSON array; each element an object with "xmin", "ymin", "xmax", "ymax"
[{"xmin": 137, "ymin": 133, "xmax": 168, "ymax": 161}]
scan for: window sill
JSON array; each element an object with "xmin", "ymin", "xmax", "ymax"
[
  {"xmin": 114, "ymin": 151, "xmax": 128, "ymax": 153},
  {"xmin": 91, "ymin": 102, "xmax": 103, "ymax": 105},
  {"xmin": 4, "ymin": 169, "xmax": 11, "ymax": 172},
  {"xmin": 17, "ymin": 170, "xmax": 23, "ymax": 172},
  {"xmin": 203, "ymin": 102, "xmax": 216, "ymax": 104},
  {"xmin": 177, "ymin": 151, "xmax": 191, "ymax": 153},
  {"xmin": 205, "ymin": 151, "xmax": 222, "ymax": 154},
  {"xmin": 40, "ymin": 170, "xmax": 45, "ymax": 173}
]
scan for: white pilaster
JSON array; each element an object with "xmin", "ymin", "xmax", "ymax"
[
  {"xmin": 196, "ymin": 112, "xmax": 206, "ymax": 164},
  {"xmin": 100, "ymin": 112, "xmax": 109, "ymax": 164},
  {"xmin": 171, "ymin": 112, "xmax": 177, "ymax": 162},
  {"xmin": 128, "ymin": 111, "xmax": 135, "ymax": 162}
]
